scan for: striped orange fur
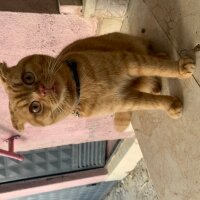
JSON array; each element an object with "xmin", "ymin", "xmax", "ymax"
[{"xmin": 0, "ymin": 33, "xmax": 195, "ymax": 131}]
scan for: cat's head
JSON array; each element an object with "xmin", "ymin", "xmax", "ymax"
[{"xmin": 0, "ymin": 55, "xmax": 76, "ymax": 131}]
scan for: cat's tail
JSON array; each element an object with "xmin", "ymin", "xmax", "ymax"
[{"xmin": 114, "ymin": 112, "xmax": 132, "ymax": 132}]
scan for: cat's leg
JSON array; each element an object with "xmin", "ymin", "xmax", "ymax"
[
  {"xmin": 118, "ymin": 90, "xmax": 183, "ymax": 119},
  {"xmin": 131, "ymin": 76, "xmax": 162, "ymax": 94},
  {"xmin": 114, "ymin": 112, "xmax": 132, "ymax": 132},
  {"xmin": 114, "ymin": 77, "xmax": 162, "ymax": 132},
  {"xmin": 123, "ymin": 53, "xmax": 195, "ymax": 79}
]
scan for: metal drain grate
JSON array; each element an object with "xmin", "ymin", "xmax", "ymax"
[
  {"xmin": 0, "ymin": 141, "xmax": 106, "ymax": 183},
  {"xmin": 12, "ymin": 181, "xmax": 116, "ymax": 200}
]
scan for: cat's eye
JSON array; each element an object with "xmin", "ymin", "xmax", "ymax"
[
  {"xmin": 29, "ymin": 101, "xmax": 42, "ymax": 113},
  {"xmin": 22, "ymin": 72, "xmax": 35, "ymax": 85}
]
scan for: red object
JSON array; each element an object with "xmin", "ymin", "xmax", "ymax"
[{"xmin": 0, "ymin": 135, "xmax": 24, "ymax": 161}]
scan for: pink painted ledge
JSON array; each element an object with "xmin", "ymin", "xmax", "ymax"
[
  {"xmin": 0, "ymin": 168, "xmax": 107, "ymax": 200},
  {"xmin": 0, "ymin": 11, "xmax": 134, "ymax": 152},
  {"xmin": 0, "ymin": 12, "xmax": 97, "ymax": 67}
]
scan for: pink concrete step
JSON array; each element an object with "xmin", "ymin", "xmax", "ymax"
[{"xmin": 0, "ymin": 12, "xmax": 96, "ymax": 66}]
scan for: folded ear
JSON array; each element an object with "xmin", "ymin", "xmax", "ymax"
[
  {"xmin": 9, "ymin": 102, "xmax": 25, "ymax": 132},
  {"xmin": 0, "ymin": 62, "xmax": 8, "ymax": 84}
]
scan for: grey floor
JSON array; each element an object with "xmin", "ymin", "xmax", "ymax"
[{"xmin": 104, "ymin": 159, "xmax": 158, "ymax": 200}]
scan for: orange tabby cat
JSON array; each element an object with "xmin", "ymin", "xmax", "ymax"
[{"xmin": 0, "ymin": 32, "xmax": 195, "ymax": 132}]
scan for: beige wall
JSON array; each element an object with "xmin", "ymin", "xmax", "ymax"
[{"xmin": 83, "ymin": 0, "xmax": 129, "ymax": 34}]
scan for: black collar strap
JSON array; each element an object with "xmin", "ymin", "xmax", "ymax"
[{"xmin": 65, "ymin": 60, "xmax": 80, "ymax": 101}]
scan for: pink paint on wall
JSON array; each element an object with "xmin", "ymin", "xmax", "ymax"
[
  {"xmin": 0, "ymin": 12, "xmax": 97, "ymax": 66},
  {"xmin": 0, "ymin": 12, "xmax": 134, "ymax": 152}
]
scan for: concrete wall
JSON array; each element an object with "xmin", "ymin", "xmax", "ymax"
[{"xmin": 83, "ymin": 0, "xmax": 129, "ymax": 34}]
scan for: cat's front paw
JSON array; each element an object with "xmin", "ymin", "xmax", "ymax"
[
  {"xmin": 178, "ymin": 57, "xmax": 195, "ymax": 79},
  {"xmin": 167, "ymin": 97, "xmax": 183, "ymax": 119}
]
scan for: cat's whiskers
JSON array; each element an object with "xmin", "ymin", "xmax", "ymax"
[
  {"xmin": 47, "ymin": 93, "xmax": 67, "ymax": 118},
  {"xmin": 45, "ymin": 58, "xmax": 51, "ymax": 77},
  {"xmin": 45, "ymin": 62, "xmax": 58, "ymax": 85},
  {"xmin": 0, "ymin": 73, "xmax": 7, "ymax": 81},
  {"xmin": 49, "ymin": 52, "xmax": 64, "ymax": 76},
  {"xmin": 41, "ymin": 57, "xmax": 55, "ymax": 87},
  {"xmin": 48, "ymin": 93, "xmax": 58, "ymax": 105},
  {"xmin": 47, "ymin": 98, "xmax": 59, "ymax": 117},
  {"xmin": 61, "ymin": 86, "xmax": 77, "ymax": 114},
  {"xmin": 47, "ymin": 57, "xmax": 53, "ymax": 74},
  {"xmin": 48, "ymin": 57, "xmax": 56, "ymax": 77},
  {"xmin": 46, "ymin": 64, "xmax": 63, "ymax": 87},
  {"xmin": 43, "ymin": 67, "xmax": 48, "ymax": 84},
  {"xmin": 56, "ymin": 101, "xmax": 68, "ymax": 115},
  {"xmin": 62, "ymin": 97, "xmax": 70, "ymax": 111},
  {"xmin": 49, "ymin": 54, "xmax": 61, "ymax": 74},
  {"xmin": 52, "ymin": 98, "xmax": 67, "ymax": 116},
  {"xmin": 45, "ymin": 58, "xmax": 55, "ymax": 86},
  {"xmin": 53, "ymin": 87, "xmax": 73, "ymax": 116}
]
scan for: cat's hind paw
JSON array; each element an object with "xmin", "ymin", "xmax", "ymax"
[
  {"xmin": 167, "ymin": 97, "xmax": 183, "ymax": 119},
  {"xmin": 179, "ymin": 57, "xmax": 196, "ymax": 79}
]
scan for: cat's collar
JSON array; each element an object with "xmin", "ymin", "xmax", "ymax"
[{"xmin": 65, "ymin": 60, "xmax": 80, "ymax": 117}]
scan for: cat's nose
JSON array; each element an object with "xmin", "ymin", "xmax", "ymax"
[{"xmin": 39, "ymin": 84, "xmax": 56, "ymax": 96}]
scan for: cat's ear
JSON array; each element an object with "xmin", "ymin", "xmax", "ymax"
[
  {"xmin": 9, "ymin": 102, "xmax": 25, "ymax": 132},
  {"xmin": 0, "ymin": 62, "xmax": 8, "ymax": 84}
]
